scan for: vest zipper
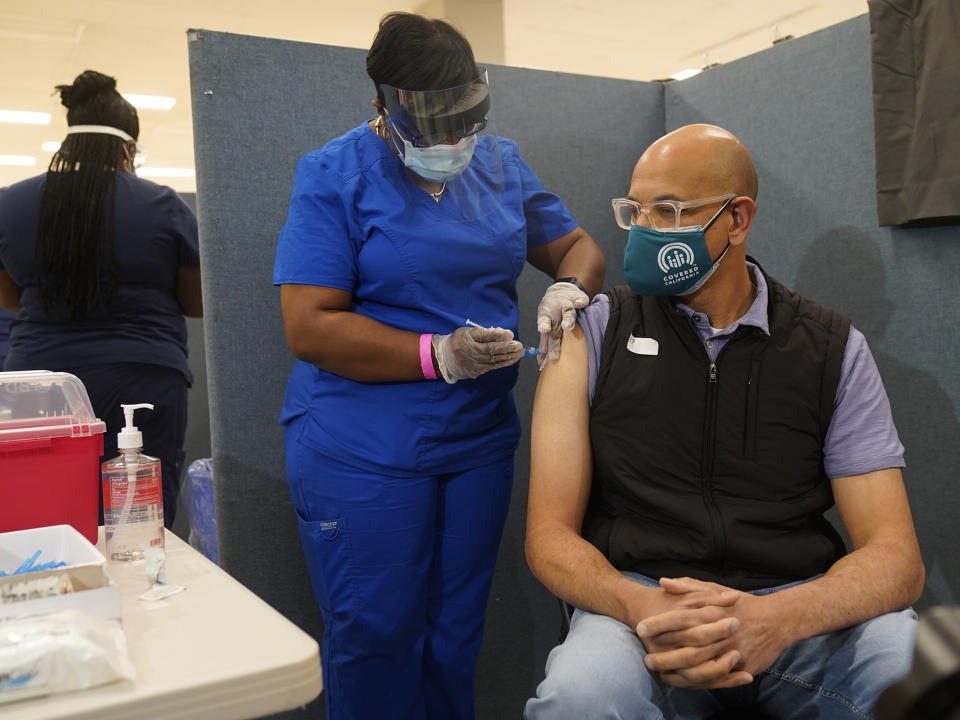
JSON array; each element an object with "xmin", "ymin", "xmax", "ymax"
[
  {"xmin": 681, "ymin": 311, "xmax": 727, "ymax": 566},
  {"xmin": 701, "ymin": 360, "xmax": 724, "ymax": 562},
  {"xmin": 680, "ymin": 312, "xmax": 730, "ymax": 569}
]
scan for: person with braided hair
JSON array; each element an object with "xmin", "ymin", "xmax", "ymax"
[{"xmin": 0, "ymin": 69, "xmax": 202, "ymax": 528}]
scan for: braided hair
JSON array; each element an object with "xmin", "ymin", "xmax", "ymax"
[{"xmin": 36, "ymin": 70, "xmax": 139, "ymax": 321}]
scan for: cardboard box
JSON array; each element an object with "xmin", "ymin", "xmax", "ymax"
[{"xmin": 0, "ymin": 525, "xmax": 120, "ymax": 624}]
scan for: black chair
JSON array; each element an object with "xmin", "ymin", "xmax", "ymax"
[{"xmin": 557, "ymin": 597, "xmax": 573, "ymax": 643}]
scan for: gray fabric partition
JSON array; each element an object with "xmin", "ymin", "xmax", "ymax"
[
  {"xmin": 187, "ymin": 28, "xmax": 661, "ymax": 718},
  {"xmin": 665, "ymin": 14, "xmax": 960, "ymax": 609},
  {"xmin": 170, "ymin": 193, "xmax": 212, "ymax": 541}
]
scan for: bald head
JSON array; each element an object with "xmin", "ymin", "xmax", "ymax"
[{"xmin": 633, "ymin": 124, "xmax": 758, "ymax": 201}]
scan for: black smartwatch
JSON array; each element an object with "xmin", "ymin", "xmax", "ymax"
[{"xmin": 555, "ymin": 276, "xmax": 587, "ymax": 294}]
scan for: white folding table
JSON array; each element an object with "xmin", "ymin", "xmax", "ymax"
[{"xmin": 3, "ymin": 529, "xmax": 322, "ymax": 719}]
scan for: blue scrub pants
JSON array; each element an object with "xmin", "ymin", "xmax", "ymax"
[
  {"xmin": 525, "ymin": 572, "xmax": 917, "ymax": 719},
  {"xmin": 286, "ymin": 419, "xmax": 514, "ymax": 720}
]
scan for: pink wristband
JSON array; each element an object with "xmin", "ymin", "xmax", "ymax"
[{"xmin": 419, "ymin": 333, "xmax": 437, "ymax": 380}]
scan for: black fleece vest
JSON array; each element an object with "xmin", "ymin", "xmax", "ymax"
[{"xmin": 585, "ymin": 267, "xmax": 851, "ymax": 590}]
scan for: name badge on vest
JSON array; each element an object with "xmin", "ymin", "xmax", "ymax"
[{"xmin": 627, "ymin": 334, "xmax": 659, "ymax": 356}]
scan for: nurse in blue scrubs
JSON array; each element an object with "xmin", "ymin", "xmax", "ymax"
[{"xmin": 273, "ymin": 11, "xmax": 605, "ymax": 719}]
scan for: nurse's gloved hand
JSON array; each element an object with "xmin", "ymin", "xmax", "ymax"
[
  {"xmin": 432, "ymin": 326, "xmax": 524, "ymax": 383},
  {"xmin": 537, "ymin": 281, "xmax": 589, "ymax": 366}
]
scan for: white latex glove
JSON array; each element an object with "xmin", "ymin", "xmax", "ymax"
[
  {"xmin": 537, "ymin": 281, "xmax": 589, "ymax": 364},
  {"xmin": 432, "ymin": 326, "xmax": 524, "ymax": 383}
]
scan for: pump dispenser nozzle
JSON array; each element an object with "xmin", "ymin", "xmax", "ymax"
[{"xmin": 117, "ymin": 403, "xmax": 154, "ymax": 450}]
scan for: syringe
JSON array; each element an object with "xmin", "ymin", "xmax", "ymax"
[{"xmin": 465, "ymin": 319, "xmax": 540, "ymax": 357}]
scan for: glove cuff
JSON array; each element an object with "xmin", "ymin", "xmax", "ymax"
[
  {"xmin": 431, "ymin": 333, "xmax": 458, "ymax": 384},
  {"xmin": 554, "ymin": 276, "xmax": 587, "ymax": 294}
]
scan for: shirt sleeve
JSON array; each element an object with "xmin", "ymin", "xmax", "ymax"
[
  {"xmin": 273, "ymin": 153, "xmax": 357, "ymax": 292},
  {"xmin": 506, "ymin": 141, "xmax": 579, "ymax": 247},
  {"xmin": 823, "ymin": 326, "xmax": 905, "ymax": 478},
  {"xmin": 169, "ymin": 191, "xmax": 199, "ymax": 267},
  {"xmin": 578, "ymin": 293, "xmax": 610, "ymax": 407}
]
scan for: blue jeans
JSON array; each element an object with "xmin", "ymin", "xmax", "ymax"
[
  {"xmin": 286, "ymin": 418, "xmax": 514, "ymax": 720},
  {"xmin": 525, "ymin": 573, "xmax": 917, "ymax": 720}
]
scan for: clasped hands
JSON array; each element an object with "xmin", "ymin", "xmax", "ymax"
[{"xmin": 635, "ymin": 577, "xmax": 787, "ymax": 689}]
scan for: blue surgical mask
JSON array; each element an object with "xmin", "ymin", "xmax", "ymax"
[
  {"xmin": 401, "ymin": 134, "xmax": 477, "ymax": 183},
  {"xmin": 623, "ymin": 224, "xmax": 730, "ymax": 297}
]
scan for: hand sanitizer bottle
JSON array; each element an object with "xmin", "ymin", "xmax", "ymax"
[{"xmin": 101, "ymin": 403, "xmax": 164, "ymax": 562}]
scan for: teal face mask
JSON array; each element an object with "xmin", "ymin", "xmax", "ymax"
[{"xmin": 622, "ymin": 200, "xmax": 733, "ymax": 296}]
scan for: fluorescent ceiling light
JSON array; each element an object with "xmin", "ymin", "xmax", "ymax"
[
  {"xmin": 670, "ymin": 68, "xmax": 702, "ymax": 81},
  {"xmin": 0, "ymin": 155, "xmax": 38, "ymax": 166},
  {"xmin": 122, "ymin": 94, "xmax": 176, "ymax": 110},
  {"xmin": 138, "ymin": 167, "xmax": 195, "ymax": 178},
  {"xmin": 41, "ymin": 141, "xmax": 61, "ymax": 152},
  {"xmin": 0, "ymin": 110, "xmax": 52, "ymax": 125}
]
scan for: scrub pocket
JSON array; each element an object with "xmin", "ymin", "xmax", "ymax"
[
  {"xmin": 285, "ymin": 423, "xmax": 362, "ymax": 619},
  {"xmin": 294, "ymin": 509, "xmax": 357, "ymax": 618}
]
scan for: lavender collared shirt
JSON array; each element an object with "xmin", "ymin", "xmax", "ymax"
[{"xmin": 579, "ymin": 263, "xmax": 904, "ymax": 479}]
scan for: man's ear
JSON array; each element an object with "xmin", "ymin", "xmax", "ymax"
[{"xmin": 728, "ymin": 197, "xmax": 758, "ymax": 246}]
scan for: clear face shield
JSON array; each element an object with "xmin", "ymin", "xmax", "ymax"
[{"xmin": 379, "ymin": 68, "xmax": 503, "ymax": 221}]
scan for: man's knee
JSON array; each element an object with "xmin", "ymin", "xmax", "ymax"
[
  {"xmin": 853, "ymin": 608, "xmax": 918, "ymax": 690},
  {"xmin": 525, "ymin": 661, "xmax": 660, "ymax": 720},
  {"xmin": 763, "ymin": 607, "xmax": 919, "ymax": 718},
  {"xmin": 526, "ymin": 611, "xmax": 661, "ymax": 719}
]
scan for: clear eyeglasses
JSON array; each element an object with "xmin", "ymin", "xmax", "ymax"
[
  {"xmin": 405, "ymin": 118, "xmax": 487, "ymax": 149},
  {"xmin": 611, "ymin": 194, "xmax": 736, "ymax": 232}
]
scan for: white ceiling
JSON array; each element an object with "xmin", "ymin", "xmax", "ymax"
[{"xmin": 0, "ymin": 0, "xmax": 868, "ymax": 194}]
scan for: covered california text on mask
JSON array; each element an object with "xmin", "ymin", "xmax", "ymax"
[
  {"xmin": 621, "ymin": 196, "xmax": 735, "ymax": 296},
  {"xmin": 378, "ymin": 68, "xmax": 503, "ymax": 221}
]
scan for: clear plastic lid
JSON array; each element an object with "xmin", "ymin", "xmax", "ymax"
[{"xmin": 0, "ymin": 370, "xmax": 106, "ymax": 442}]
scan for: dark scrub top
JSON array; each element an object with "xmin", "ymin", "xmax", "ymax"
[
  {"xmin": 273, "ymin": 123, "xmax": 578, "ymax": 476},
  {"xmin": 0, "ymin": 172, "xmax": 199, "ymax": 382},
  {"xmin": 0, "ymin": 307, "xmax": 13, "ymax": 367}
]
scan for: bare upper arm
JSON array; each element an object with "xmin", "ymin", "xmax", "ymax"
[
  {"xmin": 0, "ymin": 270, "xmax": 22, "ymax": 312},
  {"xmin": 176, "ymin": 266, "xmax": 203, "ymax": 317},
  {"xmin": 832, "ymin": 467, "xmax": 921, "ymax": 551},
  {"xmin": 527, "ymin": 324, "xmax": 594, "ymax": 535},
  {"xmin": 279, "ymin": 283, "xmax": 352, "ymax": 352},
  {"xmin": 526, "ymin": 227, "xmax": 589, "ymax": 277}
]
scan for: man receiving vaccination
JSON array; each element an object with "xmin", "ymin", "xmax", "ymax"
[{"xmin": 524, "ymin": 124, "xmax": 923, "ymax": 720}]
